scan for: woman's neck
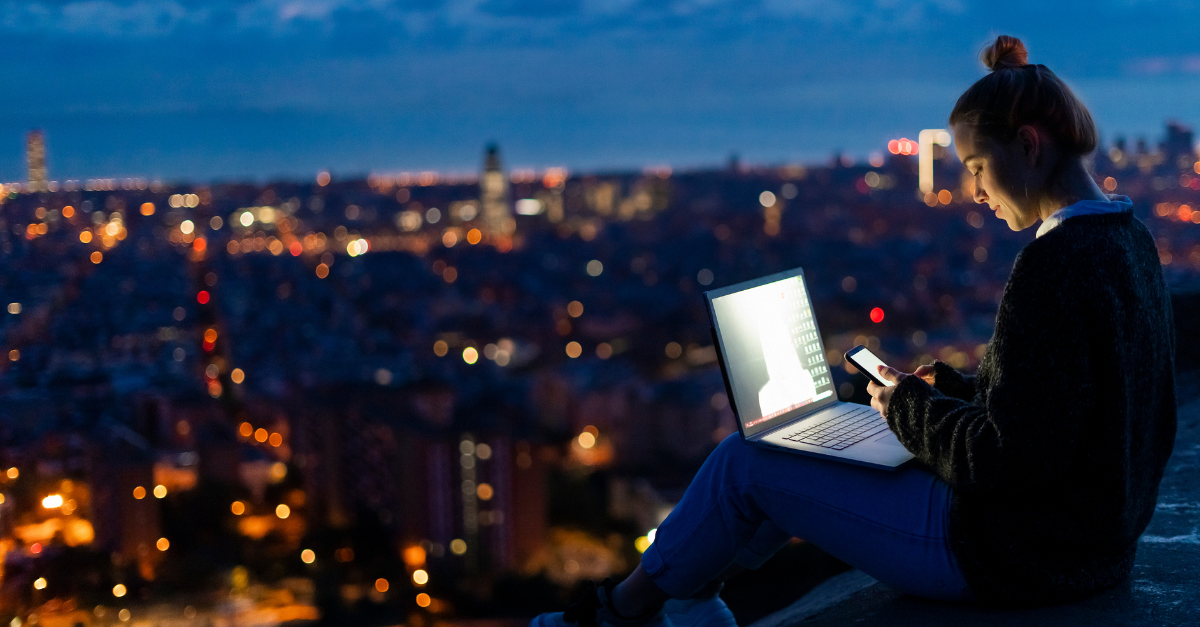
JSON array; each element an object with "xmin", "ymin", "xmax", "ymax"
[{"xmin": 1038, "ymin": 157, "xmax": 1109, "ymax": 221}]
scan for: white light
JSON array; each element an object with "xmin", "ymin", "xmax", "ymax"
[
  {"xmin": 515, "ymin": 198, "xmax": 543, "ymax": 215},
  {"xmin": 180, "ymin": 220, "xmax": 194, "ymax": 235},
  {"xmin": 935, "ymin": 130, "xmax": 953, "ymax": 147},
  {"xmin": 759, "ymin": 191, "xmax": 776, "ymax": 207},
  {"xmin": 42, "ymin": 494, "xmax": 64, "ymax": 509},
  {"xmin": 346, "ymin": 238, "xmax": 369, "ymax": 257},
  {"xmin": 239, "ymin": 211, "xmax": 254, "ymax": 227},
  {"xmin": 456, "ymin": 203, "xmax": 478, "ymax": 221}
]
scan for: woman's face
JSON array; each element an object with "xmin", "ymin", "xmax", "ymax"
[{"xmin": 951, "ymin": 122, "xmax": 1042, "ymax": 231}]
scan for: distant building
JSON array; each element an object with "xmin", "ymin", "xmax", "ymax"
[
  {"xmin": 26, "ymin": 130, "xmax": 47, "ymax": 192},
  {"xmin": 480, "ymin": 144, "xmax": 514, "ymax": 236},
  {"xmin": 1162, "ymin": 120, "xmax": 1195, "ymax": 169},
  {"xmin": 89, "ymin": 425, "xmax": 163, "ymax": 580}
]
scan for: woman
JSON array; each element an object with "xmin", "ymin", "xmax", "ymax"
[{"xmin": 532, "ymin": 35, "xmax": 1176, "ymax": 627}]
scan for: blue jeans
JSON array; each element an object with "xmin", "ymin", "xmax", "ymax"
[{"xmin": 641, "ymin": 433, "xmax": 974, "ymax": 602}]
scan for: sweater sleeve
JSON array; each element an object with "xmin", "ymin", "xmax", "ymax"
[
  {"xmin": 932, "ymin": 360, "xmax": 976, "ymax": 401},
  {"xmin": 885, "ymin": 245, "xmax": 1095, "ymax": 491}
]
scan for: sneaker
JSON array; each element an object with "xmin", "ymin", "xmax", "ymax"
[
  {"xmin": 531, "ymin": 578, "xmax": 672, "ymax": 627},
  {"xmin": 663, "ymin": 583, "xmax": 737, "ymax": 627}
]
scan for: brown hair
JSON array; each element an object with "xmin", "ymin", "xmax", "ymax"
[{"xmin": 949, "ymin": 35, "xmax": 1097, "ymax": 156}]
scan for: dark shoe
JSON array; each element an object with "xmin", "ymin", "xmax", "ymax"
[{"xmin": 530, "ymin": 579, "xmax": 672, "ymax": 627}]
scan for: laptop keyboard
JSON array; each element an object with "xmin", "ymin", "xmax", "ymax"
[{"xmin": 782, "ymin": 405, "xmax": 890, "ymax": 450}]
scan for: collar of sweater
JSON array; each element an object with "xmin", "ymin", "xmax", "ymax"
[{"xmin": 1035, "ymin": 194, "xmax": 1133, "ymax": 238}]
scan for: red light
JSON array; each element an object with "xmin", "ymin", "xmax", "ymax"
[
  {"xmin": 289, "ymin": 241, "xmax": 303, "ymax": 256},
  {"xmin": 197, "ymin": 291, "xmax": 210, "ymax": 304},
  {"xmin": 30, "ymin": 543, "xmax": 42, "ymax": 554},
  {"xmin": 870, "ymin": 307, "xmax": 885, "ymax": 323},
  {"xmin": 888, "ymin": 140, "xmax": 899, "ymax": 154},
  {"xmin": 203, "ymin": 340, "xmax": 215, "ymax": 352},
  {"xmin": 193, "ymin": 237, "xmax": 206, "ymax": 252}
]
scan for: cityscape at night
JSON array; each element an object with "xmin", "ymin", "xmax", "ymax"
[
  {"xmin": 1, "ymin": 116, "xmax": 1200, "ymax": 625},
  {"xmin": 3, "ymin": 2, "xmax": 1200, "ymax": 624}
]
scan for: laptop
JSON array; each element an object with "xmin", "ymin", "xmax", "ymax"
[{"xmin": 705, "ymin": 267, "xmax": 914, "ymax": 470}]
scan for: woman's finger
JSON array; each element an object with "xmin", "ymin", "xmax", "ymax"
[{"xmin": 877, "ymin": 365, "xmax": 903, "ymax": 383}]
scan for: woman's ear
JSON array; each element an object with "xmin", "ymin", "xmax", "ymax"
[{"xmin": 1016, "ymin": 125, "xmax": 1041, "ymax": 166}]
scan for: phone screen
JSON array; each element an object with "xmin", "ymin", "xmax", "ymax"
[{"xmin": 847, "ymin": 346, "xmax": 894, "ymax": 387}]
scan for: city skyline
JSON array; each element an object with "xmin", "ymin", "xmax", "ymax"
[
  {"xmin": 4, "ymin": 117, "xmax": 1198, "ymax": 189},
  {"xmin": 5, "ymin": 2, "xmax": 1200, "ymax": 181}
]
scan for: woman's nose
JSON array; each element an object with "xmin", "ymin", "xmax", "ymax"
[{"xmin": 973, "ymin": 185, "xmax": 988, "ymax": 205}]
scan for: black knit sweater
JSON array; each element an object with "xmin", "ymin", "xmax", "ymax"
[{"xmin": 887, "ymin": 209, "xmax": 1177, "ymax": 605}]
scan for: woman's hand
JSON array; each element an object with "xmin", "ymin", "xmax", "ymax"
[
  {"xmin": 866, "ymin": 366, "xmax": 909, "ymax": 419},
  {"xmin": 913, "ymin": 363, "xmax": 938, "ymax": 386}
]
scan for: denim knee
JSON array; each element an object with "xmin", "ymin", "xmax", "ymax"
[{"xmin": 711, "ymin": 432, "xmax": 753, "ymax": 472}]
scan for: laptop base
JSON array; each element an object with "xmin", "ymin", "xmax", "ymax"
[{"xmin": 751, "ymin": 402, "xmax": 914, "ymax": 471}]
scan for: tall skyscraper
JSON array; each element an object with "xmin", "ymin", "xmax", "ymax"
[
  {"xmin": 27, "ymin": 130, "xmax": 47, "ymax": 193},
  {"xmin": 918, "ymin": 129, "xmax": 953, "ymax": 194},
  {"xmin": 1162, "ymin": 120, "xmax": 1195, "ymax": 169},
  {"xmin": 480, "ymin": 144, "xmax": 514, "ymax": 236}
]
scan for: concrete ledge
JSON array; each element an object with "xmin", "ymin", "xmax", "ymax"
[
  {"xmin": 754, "ymin": 391, "xmax": 1200, "ymax": 626},
  {"xmin": 746, "ymin": 570, "xmax": 877, "ymax": 627}
]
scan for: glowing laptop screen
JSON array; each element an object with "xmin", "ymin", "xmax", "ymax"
[{"xmin": 710, "ymin": 273, "xmax": 835, "ymax": 434}]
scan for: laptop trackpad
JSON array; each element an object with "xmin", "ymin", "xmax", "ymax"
[{"xmin": 873, "ymin": 431, "xmax": 907, "ymax": 448}]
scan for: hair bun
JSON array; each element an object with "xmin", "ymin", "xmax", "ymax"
[{"xmin": 982, "ymin": 35, "xmax": 1028, "ymax": 71}]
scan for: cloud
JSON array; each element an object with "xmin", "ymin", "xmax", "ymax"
[
  {"xmin": 0, "ymin": 0, "xmax": 968, "ymax": 39},
  {"xmin": 1125, "ymin": 55, "xmax": 1200, "ymax": 76}
]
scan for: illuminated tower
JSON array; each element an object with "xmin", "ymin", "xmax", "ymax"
[
  {"xmin": 27, "ymin": 130, "xmax": 47, "ymax": 192},
  {"xmin": 480, "ymin": 144, "xmax": 514, "ymax": 236},
  {"xmin": 917, "ymin": 129, "xmax": 953, "ymax": 195}
]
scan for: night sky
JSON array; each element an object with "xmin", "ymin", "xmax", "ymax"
[{"xmin": 3, "ymin": 1, "xmax": 1200, "ymax": 182}]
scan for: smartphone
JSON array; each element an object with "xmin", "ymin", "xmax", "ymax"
[{"xmin": 844, "ymin": 345, "xmax": 895, "ymax": 387}]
